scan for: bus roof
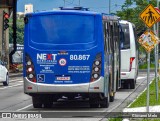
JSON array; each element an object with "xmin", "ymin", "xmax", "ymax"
[
  {"xmin": 25, "ymin": 10, "xmax": 101, "ymax": 17},
  {"xmin": 102, "ymin": 13, "xmax": 120, "ymax": 21}
]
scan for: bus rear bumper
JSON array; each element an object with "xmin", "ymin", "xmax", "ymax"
[
  {"xmin": 24, "ymin": 77, "xmax": 104, "ymax": 94},
  {"xmin": 121, "ymin": 68, "xmax": 136, "ymax": 80}
]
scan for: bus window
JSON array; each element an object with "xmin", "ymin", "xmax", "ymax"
[
  {"xmin": 107, "ymin": 22, "xmax": 112, "ymax": 53},
  {"xmin": 120, "ymin": 23, "xmax": 130, "ymax": 49},
  {"xmin": 29, "ymin": 15, "xmax": 95, "ymax": 45}
]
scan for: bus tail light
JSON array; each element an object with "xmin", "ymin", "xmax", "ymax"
[
  {"xmin": 90, "ymin": 53, "xmax": 102, "ymax": 82},
  {"xmin": 25, "ymin": 54, "xmax": 36, "ymax": 83},
  {"xmin": 129, "ymin": 57, "xmax": 135, "ymax": 72}
]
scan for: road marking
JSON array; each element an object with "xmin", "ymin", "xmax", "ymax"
[
  {"xmin": 10, "ymin": 79, "xmax": 23, "ymax": 82},
  {"xmin": 17, "ymin": 104, "xmax": 33, "ymax": 111},
  {"xmin": 0, "ymin": 84, "xmax": 22, "ymax": 90},
  {"xmin": 137, "ymin": 75, "xmax": 155, "ymax": 80},
  {"xmin": 137, "ymin": 77, "xmax": 146, "ymax": 80}
]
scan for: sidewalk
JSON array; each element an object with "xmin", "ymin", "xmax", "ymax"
[{"xmin": 123, "ymin": 105, "xmax": 160, "ymax": 112}]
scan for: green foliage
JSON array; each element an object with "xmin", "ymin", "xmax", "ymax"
[
  {"xmin": 109, "ymin": 118, "xmax": 122, "ymax": 121},
  {"xmin": 116, "ymin": 0, "xmax": 157, "ymax": 35},
  {"xmin": 139, "ymin": 62, "xmax": 155, "ymax": 69},
  {"xmin": 9, "ymin": 19, "xmax": 24, "ymax": 44}
]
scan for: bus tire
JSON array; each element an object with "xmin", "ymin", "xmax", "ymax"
[
  {"xmin": 43, "ymin": 102, "xmax": 52, "ymax": 108},
  {"xmin": 90, "ymin": 104, "xmax": 99, "ymax": 108},
  {"xmin": 123, "ymin": 82, "xmax": 129, "ymax": 89},
  {"xmin": 100, "ymin": 82, "xmax": 110, "ymax": 108},
  {"xmin": 43, "ymin": 96, "xmax": 53, "ymax": 108},
  {"xmin": 130, "ymin": 79, "xmax": 135, "ymax": 89},
  {"xmin": 32, "ymin": 96, "xmax": 42, "ymax": 108},
  {"xmin": 100, "ymin": 97, "xmax": 109, "ymax": 108},
  {"xmin": 89, "ymin": 94, "xmax": 100, "ymax": 108}
]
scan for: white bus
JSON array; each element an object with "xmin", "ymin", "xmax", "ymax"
[{"xmin": 119, "ymin": 20, "xmax": 138, "ymax": 89}]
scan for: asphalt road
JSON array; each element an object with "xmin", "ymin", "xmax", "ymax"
[{"xmin": 0, "ymin": 72, "xmax": 155, "ymax": 120}]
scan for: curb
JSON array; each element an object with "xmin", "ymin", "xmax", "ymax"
[{"xmin": 139, "ymin": 69, "xmax": 155, "ymax": 72}]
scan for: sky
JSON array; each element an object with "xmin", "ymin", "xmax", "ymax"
[{"xmin": 17, "ymin": 0, "xmax": 126, "ymax": 14}]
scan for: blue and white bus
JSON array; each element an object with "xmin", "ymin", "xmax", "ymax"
[{"xmin": 23, "ymin": 8, "xmax": 121, "ymax": 108}]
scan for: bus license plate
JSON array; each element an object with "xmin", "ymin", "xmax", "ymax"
[{"xmin": 56, "ymin": 76, "xmax": 70, "ymax": 81}]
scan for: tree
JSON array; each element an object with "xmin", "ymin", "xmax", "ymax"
[
  {"xmin": 116, "ymin": 0, "xmax": 157, "ymax": 63},
  {"xmin": 9, "ymin": 19, "xmax": 24, "ymax": 44},
  {"xmin": 116, "ymin": 0, "xmax": 156, "ymax": 35}
]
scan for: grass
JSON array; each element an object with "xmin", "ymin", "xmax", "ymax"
[
  {"xmin": 109, "ymin": 118, "xmax": 122, "ymax": 121},
  {"xmin": 109, "ymin": 79, "xmax": 160, "ymax": 121},
  {"xmin": 130, "ymin": 118, "xmax": 160, "ymax": 121},
  {"xmin": 139, "ymin": 63, "xmax": 155, "ymax": 69},
  {"xmin": 141, "ymin": 119, "xmax": 160, "ymax": 121},
  {"xmin": 129, "ymin": 79, "xmax": 160, "ymax": 108}
]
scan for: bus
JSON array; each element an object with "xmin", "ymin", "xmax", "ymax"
[
  {"xmin": 120, "ymin": 20, "xmax": 138, "ymax": 89},
  {"xmin": 23, "ymin": 7, "xmax": 121, "ymax": 108}
]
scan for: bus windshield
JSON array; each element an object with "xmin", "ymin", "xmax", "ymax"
[
  {"xmin": 120, "ymin": 23, "xmax": 130, "ymax": 49},
  {"xmin": 29, "ymin": 14, "xmax": 95, "ymax": 44}
]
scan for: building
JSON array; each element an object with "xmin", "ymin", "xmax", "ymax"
[
  {"xmin": 17, "ymin": 12, "xmax": 24, "ymax": 19},
  {"xmin": 25, "ymin": 4, "xmax": 33, "ymax": 14}
]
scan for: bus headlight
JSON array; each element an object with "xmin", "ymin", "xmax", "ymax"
[
  {"xmin": 94, "ymin": 67, "xmax": 99, "ymax": 72},
  {"xmin": 90, "ymin": 53, "xmax": 102, "ymax": 82},
  {"xmin": 29, "ymin": 74, "xmax": 34, "ymax": 79},
  {"xmin": 93, "ymin": 73, "xmax": 99, "ymax": 79},
  {"xmin": 25, "ymin": 54, "xmax": 36, "ymax": 83},
  {"xmin": 95, "ymin": 60, "xmax": 100, "ymax": 66},
  {"xmin": 27, "ymin": 61, "xmax": 32, "ymax": 66},
  {"xmin": 27, "ymin": 67, "xmax": 33, "ymax": 72}
]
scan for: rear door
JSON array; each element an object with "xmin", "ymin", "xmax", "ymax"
[{"xmin": 120, "ymin": 22, "xmax": 131, "ymax": 72}]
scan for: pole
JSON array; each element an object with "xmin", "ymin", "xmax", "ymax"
[
  {"xmin": 146, "ymin": 0, "xmax": 150, "ymax": 113},
  {"xmin": 9, "ymin": 0, "xmax": 17, "ymax": 65},
  {"xmin": 147, "ymin": 52, "xmax": 150, "ymax": 112},
  {"xmin": 154, "ymin": 24, "xmax": 158, "ymax": 101},
  {"xmin": 1, "ymin": 10, "xmax": 4, "ymax": 61},
  {"xmin": 109, "ymin": 0, "xmax": 111, "ymax": 14},
  {"xmin": 64, "ymin": 0, "xmax": 65, "ymax": 7},
  {"xmin": 156, "ymin": 0, "xmax": 159, "ymax": 101}
]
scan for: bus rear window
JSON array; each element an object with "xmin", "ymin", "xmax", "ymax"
[
  {"xmin": 120, "ymin": 23, "xmax": 130, "ymax": 49},
  {"xmin": 29, "ymin": 14, "xmax": 95, "ymax": 44}
]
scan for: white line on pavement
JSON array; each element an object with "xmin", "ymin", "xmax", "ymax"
[
  {"xmin": 17, "ymin": 104, "xmax": 33, "ymax": 111},
  {"xmin": 137, "ymin": 77, "xmax": 146, "ymax": 80},
  {"xmin": 0, "ymin": 84, "xmax": 22, "ymax": 90},
  {"xmin": 10, "ymin": 79, "xmax": 23, "ymax": 82}
]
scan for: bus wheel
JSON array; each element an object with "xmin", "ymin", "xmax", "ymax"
[
  {"xmin": 123, "ymin": 83, "xmax": 129, "ymax": 89},
  {"xmin": 100, "ymin": 89, "xmax": 110, "ymax": 108},
  {"xmin": 100, "ymin": 97, "xmax": 109, "ymax": 108},
  {"xmin": 90, "ymin": 104, "xmax": 99, "ymax": 108},
  {"xmin": 43, "ymin": 96, "xmax": 53, "ymax": 108},
  {"xmin": 130, "ymin": 79, "xmax": 135, "ymax": 89},
  {"xmin": 32, "ymin": 96, "xmax": 42, "ymax": 108},
  {"xmin": 43, "ymin": 102, "xmax": 52, "ymax": 108},
  {"xmin": 89, "ymin": 94, "xmax": 100, "ymax": 108}
]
